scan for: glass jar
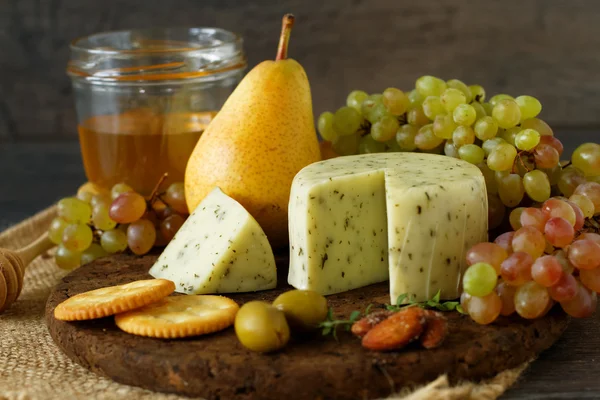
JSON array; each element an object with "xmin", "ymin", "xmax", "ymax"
[{"xmin": 68, "ymin": 28, "xmax": 246, "ymax": 195}]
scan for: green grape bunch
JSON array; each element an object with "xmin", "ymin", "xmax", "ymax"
[
  {"xmin": 316, "ymin": 75, "xmax": 600, "ymax": 231},
  {"xmin": 48, "ymin": 179, "xmax": 190, "ymax": 271}
]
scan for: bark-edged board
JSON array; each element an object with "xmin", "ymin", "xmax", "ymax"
[{"xmin": 46, "ymin": 254, "xmax": 569, "ymax": 400}]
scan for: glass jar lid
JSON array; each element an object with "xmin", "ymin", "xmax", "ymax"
[{"xmin": 68, "ymin": 27, "xmax": 246, "ymax": 85}]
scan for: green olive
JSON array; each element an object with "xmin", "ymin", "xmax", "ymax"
[
  {"xmin": 273, "ymin": 289, "xmax": 328, "ymax": 331},
  {"xmin": 234, "ymin": 301, "xmax": 290, "ymax": 352}
]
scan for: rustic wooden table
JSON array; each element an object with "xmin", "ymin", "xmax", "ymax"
[{"xmin": 1, "ymin": 135, "xmax": 598, "ymax": 399}]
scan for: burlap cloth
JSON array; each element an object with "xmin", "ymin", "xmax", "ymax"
[{"xmin": 0, "ymin": 207, "xmax": 528, "ymax": 400}]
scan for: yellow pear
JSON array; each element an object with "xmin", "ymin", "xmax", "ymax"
[{"xmin": 185, "ymin": 14, "xmax": 321, "ymax": 249}]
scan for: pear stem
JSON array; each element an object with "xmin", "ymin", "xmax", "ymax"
[{"xmin": 276, "ymin": 14, "xmax": 295, "ymax": 61}]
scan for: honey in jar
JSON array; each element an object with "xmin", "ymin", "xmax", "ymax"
[{"xmin": 78, "ymin": 109, "xmax": 216, "ymax": 195}]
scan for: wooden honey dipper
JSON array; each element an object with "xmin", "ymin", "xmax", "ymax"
[{"xmin": 0, "ymin": 232, "xmax": 54, "ymax": 313}]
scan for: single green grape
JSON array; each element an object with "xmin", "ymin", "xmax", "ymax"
[
  {"xmin": 420, "ymin": 141, "xmax": 445, "ymax": 155},
  {"xmin": 557, "ymin": 166, "xmax": 586, "ymax": 197},
  {"xmin": 91, "ymin": 193, "xmax": 112, "ymax": 208},
  {"xmin": 333, "ymin": 106, "xmax": 362, "ymax": 135},
  {"xmin": 444, "ymin": 142, "xmax": 459, "ymax": 158},
  {"xmin": 482, "ymin": 137, "xmax": 507, "ymax": 155},
  {"xmin": 463, "ymin": 262, "xmax": 498, "ymax": 297},
  {"xmin": 77, "ymin": 191, "xmax": 94, "ymax": 204},
  {"xmin": 422, "ymin": 96, "xmax": 445, "ymax": 120},
  {"xmin": 499, "ymin": 126, "xmax": 520, "ymax": 146},
  {"xmin": 433, "ymin": 114, "xmax": 457, "ymax": 139},
  {"xmin": 92, "ymin": 203, "xmax": 117, "ymax": 231},
  {"xmin": 469, "ymin": 84, "xmax": 486, "ymax": 102},
  {"xmin": 492, "ymin": 99, "xmax": 521, "ymax": 129},
  {"xmin": 478, "ymin": 163, "xmax": 498, "ymax": 194},
  {"xmin": 360, "ymin": 98, "xmax": 376, "ymax": 119},
  {"xmin": 458, "ymin": 144, "xmax": 485, "ymax": 164},
  {"xmin": 81, "ymin": 243, "xmax": 109, "ymax": 265},
  {"xmin": 572, "ymin": 142, "xmax": 600, "ymax": 176},
  {"xmin": 515, "ymin": 95, "xmax": 542, "ymax": 120},
  {"xmin": 100, "ymin": 229, "xmax": 129, "ymax": 254},
  {"xmin": 482, "ymin": 102, "xmax": 494, "ymax": 115},
  {"xmin": 371, "ymin": 116, "xmax": 399, "ymax": 142},
  {"xmin": 487, "ymin": 143, "xmax": 518, "ymax": 171},
  {"xmin": 542, "ymin": 164, "xmax": 562, "ymax": 186},
  {"xmin": 494, "ymin": 169, "xmax": 510, "ymax": 184},
  {"xmin": 62, "ymin": 223, "xmax": 93, "ymax": 252},
  {"xmin": 48, "ymin": 217, "xmax": 70, "ymax": 245},
  {"xmin": 497, "ymin": 173, "xmax": 525, "ymax": 207},
  {"xmin": 367, "ymin": 103, "xmax": 392, "ymax": 124},
  {"xmin": 415, "ymin": 75, "xmax": 447, "ymax": 97},
  {"xmin": 523, "ymin": 169, "xmax": 551, "ymax": 202},
  {"xmin": 346, "ymin": 90, "xmax": 369, "ymax": 111},
  {"xmin": 471, "ymin": 102, "xmax": 487, "ymax": 120},
  {"xmin": 358, "ymin": 135, "xmax": 387, "ymax": 154},
  {"xmin": 453, "ymin": 104, "xmax": 477, "ymax": 126},
  {"xmin": 440, "ymin": 88, "xmax": 466, "ymax": 112},
  {"xmin": 55, "ymin": 244, "xmax": 81, "ymax": 270},
  {"xmin": 111, "ymin": 183, "xmax": 134, "ymax": 200},
  {"xmin": 408, "ymin": 89, "xmax": 424, "ymax": 106},
  {"xmin": 414, "ymin": 124, "xmax": 443, "ymax": 150},
  {"xmin": 452, "ymin": 125, "xmax": 475, "ymax": 147},
  {"xmin": 406, "ymin": 106, "xmax": 429, "ymax": 126},
  {"xmin": 317, "ymin": 112, "xmax": 338, "ymax": 141},
  {"xmin": 489, "ymin": 94, "xmax": 515, "ymax": 107},
  {"xmin": 332, "ymin": 133, "xmax": 360, "ymax": 156},
  {"xmin": 446, "ymin": 79, "xmax": 472, "ymax": 103},
  {"xmin": 514, "ymin": 128, "xmax": 541, "ymax": 151},
  {"xmin": 57, "ymin": 197, "xmax": 92, "ymax": 224},
  {"xmin": 474, "ymin": 116, "xmax": 498, "ymax": 141},
  {"xmin": 396, "ymin": 125, "xmax": 418, "ymax": 151},
  {"xmin": 382, "ymin": 88, "xmax": 409, "ymax": 115},
  {"xmin": 521, "ymin": 118, "xmax": 553, "ymax": 136}
]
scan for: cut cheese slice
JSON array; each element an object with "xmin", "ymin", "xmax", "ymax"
[
  {"xmin": 288, "ymin": 153, "xmax": 488, "ymax": 303},
  {"xmin": 149, "ymin": 187, "xmax": 277, "ymax": 294}
]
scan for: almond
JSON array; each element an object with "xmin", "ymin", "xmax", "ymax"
[
  {"xmin": 361, "ymin": 307, "xmax": 426, "ymax": 351},
  {"xmin": 420, "ymin": 310, "xmax": 448, "ymax": 349},
  {"xmin": 351, "ymin": 310, "xmax": 394, "ymax": 338}
]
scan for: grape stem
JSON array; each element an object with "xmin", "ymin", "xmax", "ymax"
[
  {"xmin": 147, "ymin": 173, "xmax": 169, "ymax": 204},
  {"xmin": 515, "ymin": 151, "xmax": 532, "ymax": 173}
]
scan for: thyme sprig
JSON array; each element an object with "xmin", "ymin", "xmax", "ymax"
[{"xmin": 387, "ymin": 290, "xmax": 466, "ymax": 314}]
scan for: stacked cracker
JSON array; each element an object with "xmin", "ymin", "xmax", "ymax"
[{"xmin": 54, "ymin": 279, "xmax": 239, "ymax": 339}]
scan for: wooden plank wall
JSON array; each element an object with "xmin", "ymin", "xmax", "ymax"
[{"xmin": 2, "ymin": 0, "xmax": 600, "ymax": 140}]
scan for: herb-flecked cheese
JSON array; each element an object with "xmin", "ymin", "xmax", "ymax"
[
  {"xmin": 288, "ymin": 153, "xmax": 488, "ymax": 304},
  {"xmin": 149, "ymin": 187, "xmax": 276, "ymax": 294}
]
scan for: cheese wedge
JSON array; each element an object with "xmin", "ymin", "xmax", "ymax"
[
  {"xmin": 149, "ymin": 187, "xmax": 277, "ymax": 294},
  {"xmin": 288, "ymin": 153, "xmax": 488, "ymax": 303}
]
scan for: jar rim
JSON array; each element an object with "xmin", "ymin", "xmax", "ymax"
[
  {"xmin": 70, "ymin": 27, "xmax": 243, "ymax": 55},
  {"xmin": 68, "ymin": 27, "xmax": 246, "ymax": 83}
]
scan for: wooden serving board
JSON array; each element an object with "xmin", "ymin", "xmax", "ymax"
[{"xmin": 46, "ymin": 254, "xmax": 569, "ymax": 400}]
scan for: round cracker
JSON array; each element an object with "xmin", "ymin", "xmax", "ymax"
[
  {"xmin": 54, "ymin": 279, "xmax": 175, "ymax": 321},
  {"xmin": 0, "ymin": 254, "xmax": 20, "ymax": 311},
  {"xmin": 115, "ymin": 295, "xmax": 239, "ymax": 339}
]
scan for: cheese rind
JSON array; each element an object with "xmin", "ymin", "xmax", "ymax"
[
  {"xmin": 149, "ymin": 187, "xmax": 276, "ymax": 294},
  {"xmin": 288, "ymin": 153, "xmax": 488, "ymax": 303}
]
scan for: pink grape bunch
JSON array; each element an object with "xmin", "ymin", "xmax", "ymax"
[
  {"xmin": 461, "ymin": 189, "xmax": 600, "ymax": 325},
  {"xmin": 48, "ymin": 181, "xmax": 188, "ymax": 270}
]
